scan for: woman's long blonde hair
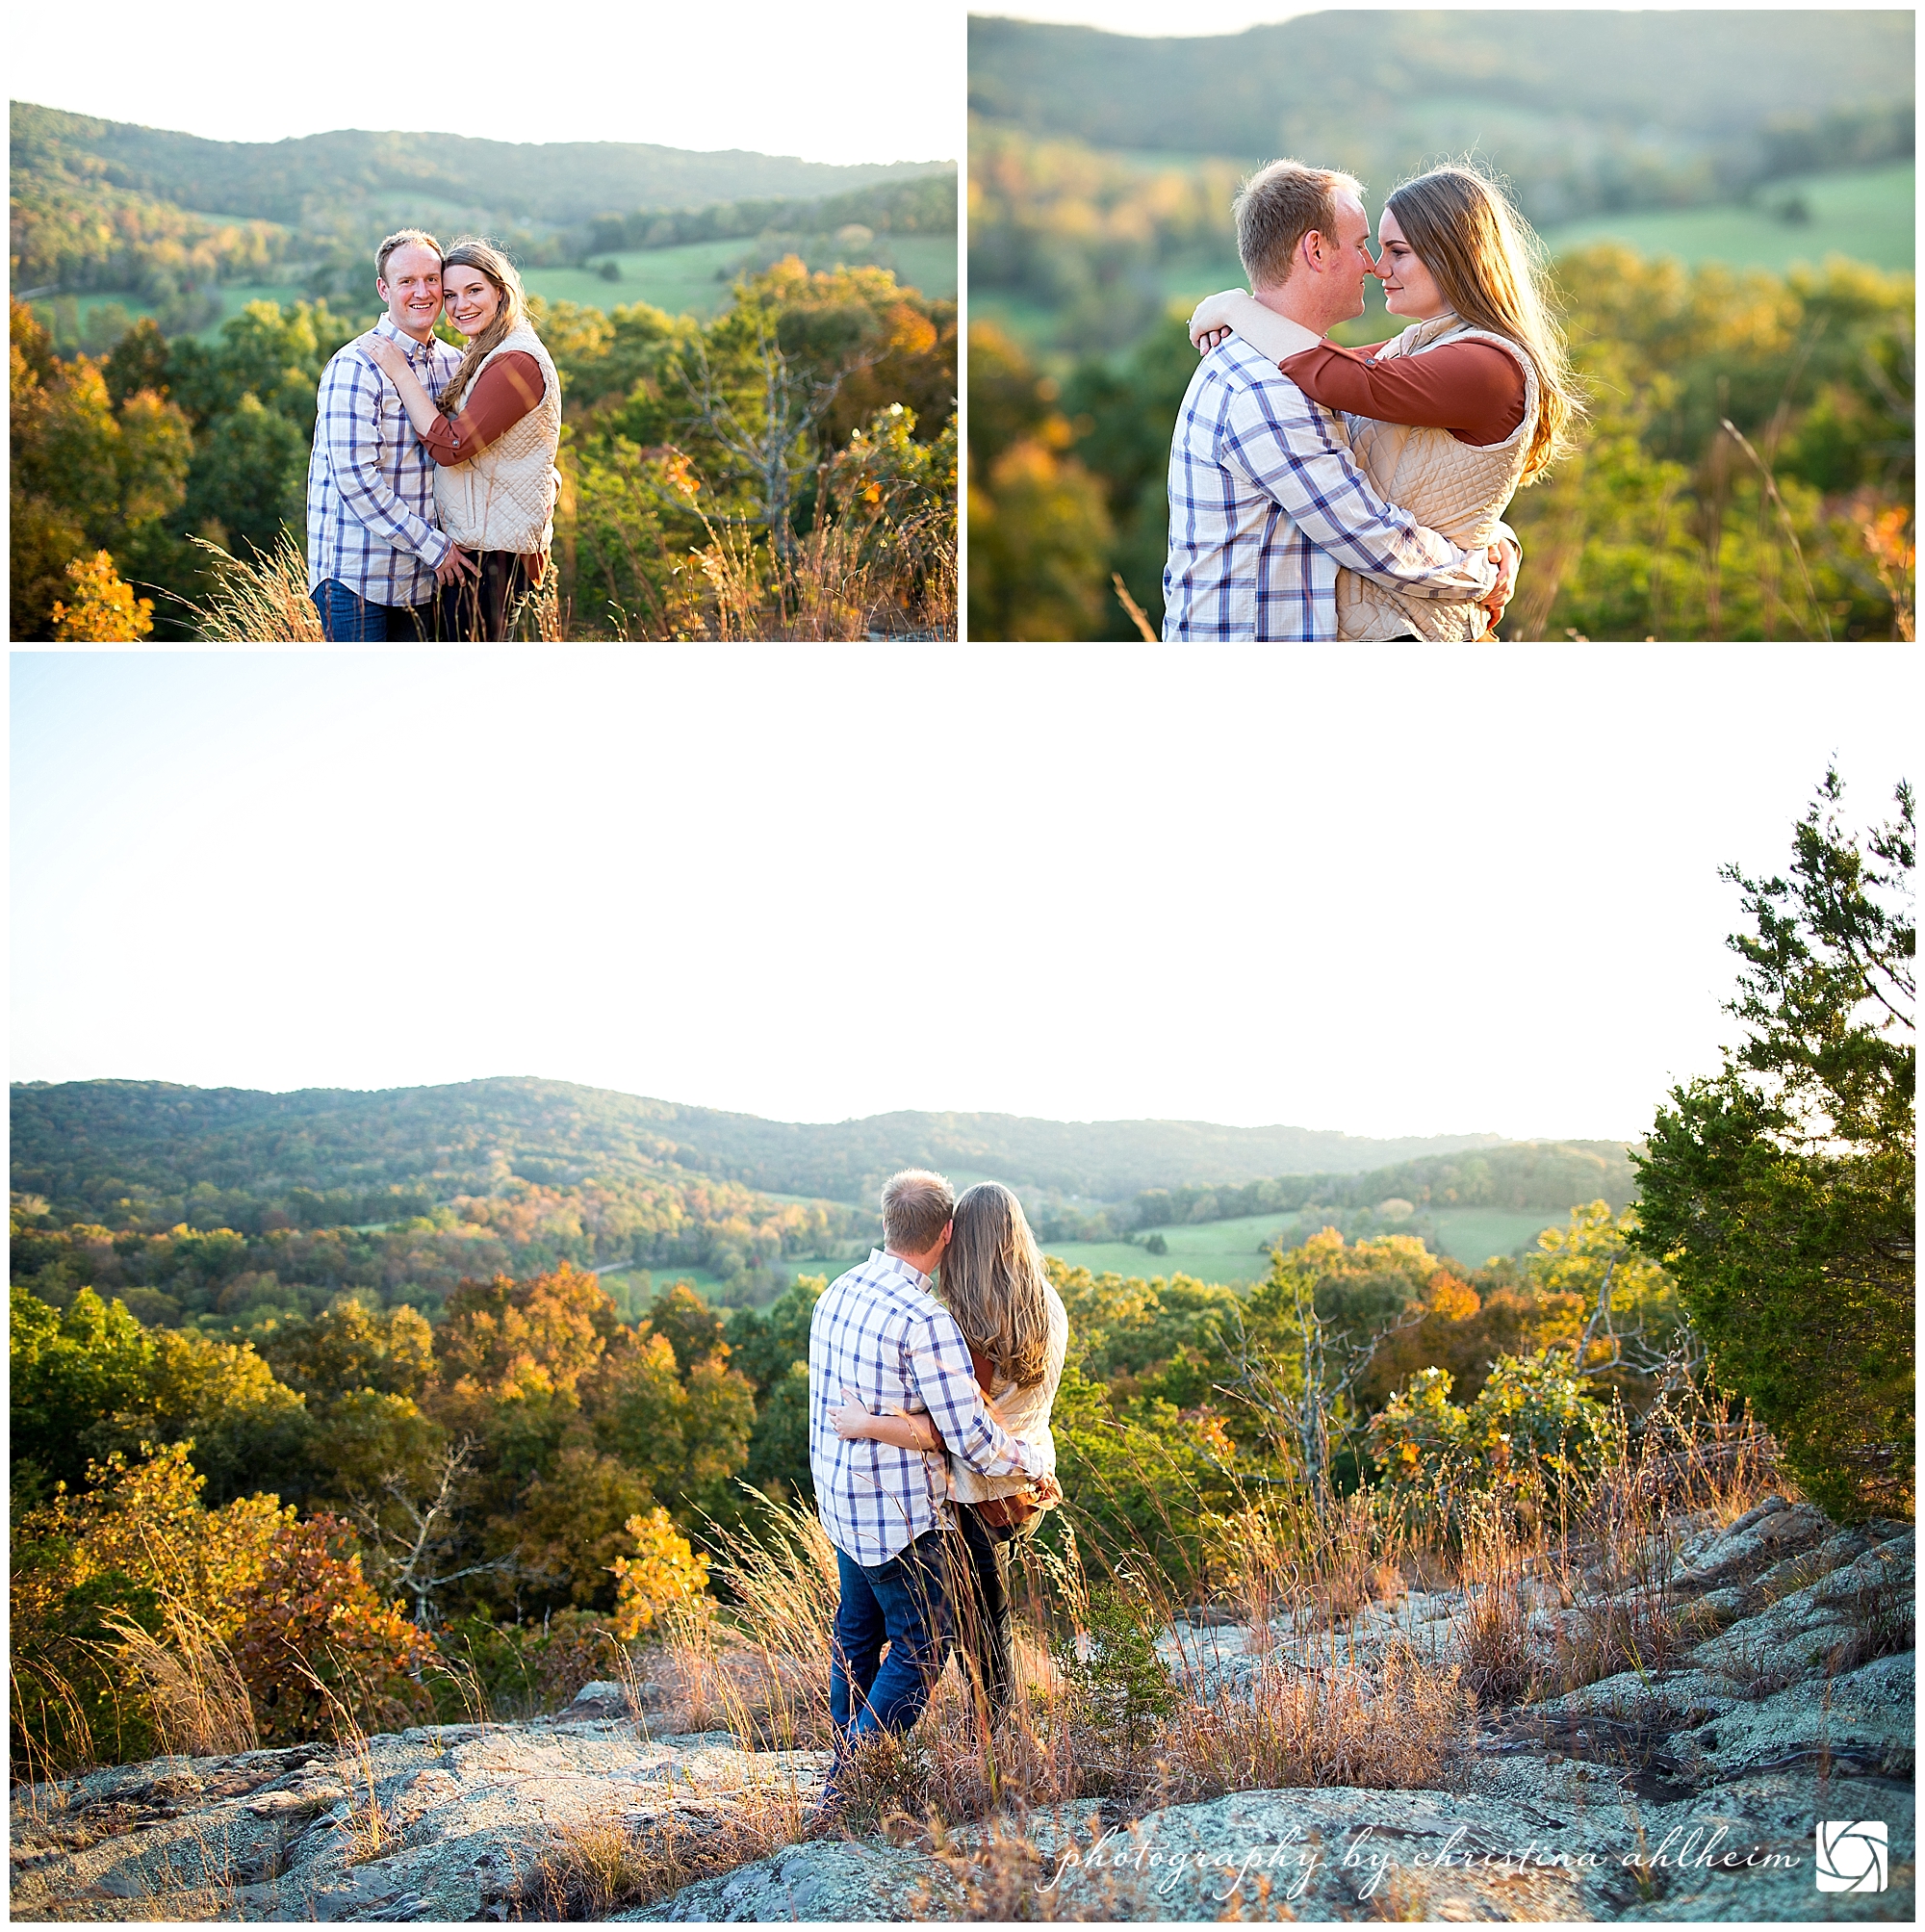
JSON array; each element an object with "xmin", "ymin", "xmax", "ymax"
[
  {"xmin": 938, "ymin": 1182, "xmax": 1052, "ymax": 1389},
  {"xmin": 438, "ymin": 238, "xmax": 531, "ymax": 413},
  {"xmin": 1384, "ymin": 163, "xmax": 1584, "ymax": 482}
]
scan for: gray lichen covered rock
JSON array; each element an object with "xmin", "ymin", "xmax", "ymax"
[{"xmin": 11, "ymin": 1501, "xmax": 1913, "ymax": 1922}]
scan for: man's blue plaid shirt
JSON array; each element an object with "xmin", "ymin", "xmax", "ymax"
[
  {"xmin": 808, "ymin": 1249, "xmax": 1052, "ymax": 1566},
  {"xmin": 1163, "ymin": 333, "xmax": 1498, "ymax": 641},
  {"xmin": 305, "ymin": 315, "xmax": 461, "ymax": 607}
]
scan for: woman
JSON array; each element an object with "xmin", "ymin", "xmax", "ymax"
[
  {"xmin": 1190, "ymin": 164, "xmax": 1583, "ymax": 641},
  {"xmin": 831, "ymin": 1182, "xmax": 1068, "ymax": 1724},
  {"xmin": 363, "ymin": 239, "xmax": 561, "ymax": 640}
]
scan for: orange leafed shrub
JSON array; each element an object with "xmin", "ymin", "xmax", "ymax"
[{"xmin": 229, "ymin": 1513, "xmax": 433, "ymax": 1741}]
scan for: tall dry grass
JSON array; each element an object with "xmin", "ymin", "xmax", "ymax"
[
  {"xmin": 173, "ymin": 487, "xmax": 953, "ymax": 642},
  {"xmin": 531, "ymin": 1788, "xmax": 806, "ymax": 1919},
  {"xmin": 1158, "ymin": 1641, "xmax": 1472, "ymax": 1802},
  {"xmin": 104, "ymin": 1608, "xmax": 258, "ymax": 1760},
  {"xmin": 178, "ymin": 534, "xmax": 326, "ymax": 641}
]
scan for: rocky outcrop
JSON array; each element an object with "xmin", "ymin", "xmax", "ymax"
[
  {"xmin": 10, "ymin": 1716, "xmax": 832, "ymax": 1922},
  {"xmin": 11, "ymin": 1501, "xmax": 1912, "ymax": 1922}
]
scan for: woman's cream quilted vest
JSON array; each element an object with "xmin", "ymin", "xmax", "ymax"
[
  {"xmin": 433, "ymin": 321, "xmax": 562, "ymax": 554},
  {"xmin": 1336, "ymin": 313, "xmax": 1539, "ymax": 640}
]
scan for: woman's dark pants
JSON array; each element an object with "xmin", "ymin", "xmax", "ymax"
[
  {"xmin": 954, "ymin": 1502, "xmax": 1033, "ymax": 1724},
  {"xmin": 433, "ymin": 550, "xmax": 543, "ymax": 641}
]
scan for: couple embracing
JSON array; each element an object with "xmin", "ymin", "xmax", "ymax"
[
  {"xmin": 808, "ymin": 1169, "xmax": 1065, "ymax": 1804},
  {"xmin": 306, "ymin": 229, "xmax": 561, "ymax": 641},
  {"xmin": 1166, "ymin": 160, "xmax": 1582, "ymax": 641}
]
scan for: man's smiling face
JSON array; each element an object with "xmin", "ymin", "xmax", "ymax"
[{"xmin": 377, "ymin": 244, "xmax": 444, "ymax": 340}]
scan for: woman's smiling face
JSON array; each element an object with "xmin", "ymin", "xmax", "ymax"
[
  {"xmin": 445, "ymin": 265, "xmax": 501, "ymax": 337},
  {"xmin": 1375, "ymin": 208, "xmax": 1448, "ymax": 321}
]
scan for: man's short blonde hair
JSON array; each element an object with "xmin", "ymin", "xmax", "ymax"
[
  {"xmin": 881, "ymin": 1169, "xmax": 955, "ymax": 1255},
  {"xmin": 375, "ymin": 228, "xmax": 443, "ymax": 282},
  {"xmin": 1234, "ymin": 161, "xmax": 1364, "ymax": 289}
]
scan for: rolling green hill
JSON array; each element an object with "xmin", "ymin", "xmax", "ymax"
[
  {"xmin": 13, "ymin": 99, "xmax": 946, "ymax": 236},
  {"xmin": 968, "ymin": 10, "xmax": 1912, "ymax": 228},
  {"xmin": 11, "ymin": 1080, "xmax": 1638, "ymax": 1324},
  {"xmin": 11, "ymin": 1076, "xmax": 1521, "ymax": 1217},
  {"xmin": 11, "ymin": 99, "xmax": 954, "ymax": 307}
]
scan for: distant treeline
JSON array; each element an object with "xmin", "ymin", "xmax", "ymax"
[
  {"xmin": 1035, "ymin": 1142, "xmax": 1639, "ymax": 1242},
  {"xmin": 1137, "ymin": 1142, "xmax": 1640, "ymax": 1224},
  {"xmin": 12, "ymin": 1080, "xmax": 886, "ymax": 1312},
  {"xmin": 585, "ymin": 174, "xmax": 954, "ymax": 257}
]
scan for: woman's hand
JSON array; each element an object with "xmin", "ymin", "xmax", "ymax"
[
  {"xmin": 1196, "ymin": 325, "xmax": 1233, "ymax": 355},
  {"xmin": 361, "ymin": 332, "xmax": 410, "ymax": 380},
  {"xmin": 1188, "ymin": 289, "xmax": 1250, "ymax": 348},
  {"xmin": 1480, "ymin": 538, "xmax": 1519, "ymax": 632},
  {"xmin": 1030, "ymin": 1473, "xmax": 1065, "ymax": 1509},
  {"xmin": 831, "ymin": 1386, "xmax": 875, "ymax": 1440}
]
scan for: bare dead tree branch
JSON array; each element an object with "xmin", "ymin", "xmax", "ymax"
[{"xmin": 674, "ymin": 321, "xmax": 885, "ymax": 561}]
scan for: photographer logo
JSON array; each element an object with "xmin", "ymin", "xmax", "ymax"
[{"xmin": 1814, "ymin": 1821, "xmax": 1886, "ymax": 1893}]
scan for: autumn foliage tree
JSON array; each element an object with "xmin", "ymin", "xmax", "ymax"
[
  {"xmin": 228, "ymin": 1513, "xmax": 432, "ymax": 1742},
  {"xmin": 49, "ymin": 550, "xmax": 156, "ymax": 640},
  {"xmin": 11, "ymin": 299, "xmax": 192, "ymax": 640}
]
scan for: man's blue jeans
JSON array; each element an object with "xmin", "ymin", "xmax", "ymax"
[
  {"xmin": 311, "ymin": 580, "xmax": 429, "ymax": 641},
  {"xmin": 830, "ymin": 1528, "xmax": 955, "ymax": 1750}
]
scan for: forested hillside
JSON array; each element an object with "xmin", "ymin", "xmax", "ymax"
[
  {"xmin": 12, "ymin": 1075, "xmax": 1518, "ymax": 1215},
  {"xmin": 969, "ymin": 11, "xmax": 1912, "ymax": 226},
  {"xmin": 13, "ymin": 101, "xmax": 950, "ymax": 298}
]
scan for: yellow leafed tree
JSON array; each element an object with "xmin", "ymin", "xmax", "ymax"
[
  {"xmin": 50, "ymin": 550, "xmax": 155, "ymax": 641},
  {"xmin": 609, "ymin": 1505, "xmax": 710, "ymax": 1639}
]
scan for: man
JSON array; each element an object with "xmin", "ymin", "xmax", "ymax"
[
  {"xmin": 306, "ymin": 229, "xmax": 476, "ymax": 639},
  {"xmin": 1164, "ymin": 161, "xmax": 1515, "ymax": 642},
  {"xmin": 808, "ymin": 1168, "xmax": 1052, "ymax": 1789}
]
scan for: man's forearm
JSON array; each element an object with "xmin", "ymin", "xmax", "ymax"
[
  {"xmin": 1340, "ymin": 529, "xmax": 1496, "ymax": 602},
  {"xmin": 333, "ymin": 451, "xmax": 449, "ymax": 566},
  {"xmin": 910, "ymin": 1330, "xmax": 1055, "ymax": 1479},
  {"xmin": 947, "ymin": 1409, "xmax": 1050, "ymax": 1479},
  {"xmin": 1227, "ymin": 390, "xmax": 1497, "ymax": 602}
]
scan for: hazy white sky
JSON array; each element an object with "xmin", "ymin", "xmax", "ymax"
[
  {"xmin": 13, "ymin": 1, "xmax": 960, "ymax": 166},
  {"xmin": 11, "ymin": 648, "xmax": 1913, "ymax": 1143},
  {"xmin": 970, "ymin": 1, "xmax": 1898, "ymax": 33},
  {"xmin": 974, "ymin": 3, "xmax": 1313, "ymax": 34}
]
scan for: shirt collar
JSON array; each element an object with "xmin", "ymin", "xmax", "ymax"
[
  {"xmin": 873, "ymin": 1248, "xmax": 933, "ymax": 1292},
  {"xmin": 374, "ymin": 314, "xmax": 436, "ymax": 360}
]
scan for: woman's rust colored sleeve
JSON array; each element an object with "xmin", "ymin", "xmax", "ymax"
[
  {"xmin": 1279, "ymin": 339, "xmax": 1526, "ymax": 445},
  {"xmin": 417, "ymin": 351, "xmax": 547, "ymax": 465}
]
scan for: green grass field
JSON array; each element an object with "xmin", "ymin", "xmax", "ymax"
[
  {"xmin": 1540, "ymin": 162, "xmax": 1913, "ymax": 273},
  {"xmin": 1426, "ymin": 1208, "xmax": 1567, "ymax": 1265},
  {"xmin": 1045, "ymin": 1202, "xmax": 1569, "ymax": 1285},
  {"xmin": 42, "ymin": 284, "xmax": 360, "ymax": 347},
  {"xmin": 614, "ymin": 1198, "xmax": 1571, "ymax": 1310},
  {"xmin": 1046, "ymin": 1210, "xmax": 1298, "ymax": 1286},
  {"xmin": 523, "ymin": 233, "xmax": 956, "ymax": 320}
]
